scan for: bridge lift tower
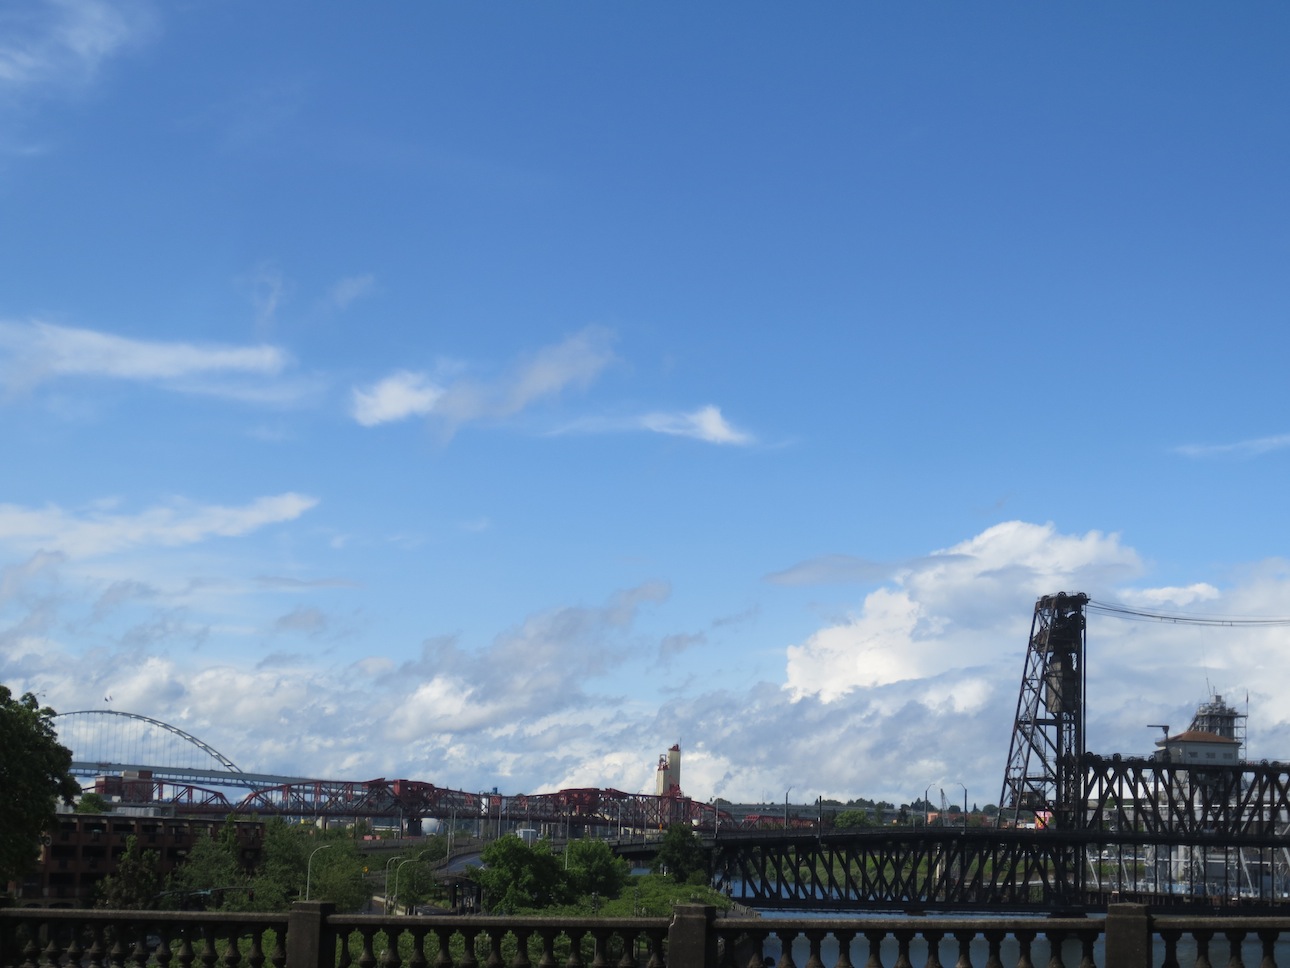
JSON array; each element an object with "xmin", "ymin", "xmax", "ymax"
[{"xmin": 999, "ymin": 591, "xmax": 1088, "ymax": 833}]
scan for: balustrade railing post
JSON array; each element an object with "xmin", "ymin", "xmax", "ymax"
[
  {"xmin": 0, "ymin": 897, "xmax": 14, "ymax": 968},
  {"xmin": 287, "ymin": 901, "xmax": 337, "ymax": 968},
  {"xmin": 668, "ymin": 904, "xmax": 717, "ymax": 968},
  {"xmin": 1104, "ymin": 904, "xmax": 1151, "ymax": 968}
]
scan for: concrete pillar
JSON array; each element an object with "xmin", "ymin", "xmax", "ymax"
[
  {"xmin": 668, "ymin": 904, "xmax": 717, "ymax": 968},
  {"xmin": 1104, "ymin": 903, "xmax": 1151, "ymax": 968},
  {"xmin": 286, "ymin": 901, "xmax": 336, "ymax": 968}
]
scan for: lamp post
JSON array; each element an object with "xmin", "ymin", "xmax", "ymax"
[
  {"xmin": 384, "ymin": 855, "xmax": 400, "ymax": 913},
  {"xmin": 391, "ymin": 850, "xmax": 432, "ymax": 916},
  {"xmin": 924, "ymin": 783, "xmax": 934, "ymax": 827},
  {"xmin": 784, "ymin": 787, "xmax": 793, "ymax": 829},
  {"xmin": 305, "ymin": 843, "xmax": 333, "ymax": 901},
  {"xmin": 954, "ymin": 782, "xmax": 968, "ymax": 827}
]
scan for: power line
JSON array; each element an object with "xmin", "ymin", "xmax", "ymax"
[{"xmin": 1086, "ymin": 599, "xmax": 1290, "ymax": 627}]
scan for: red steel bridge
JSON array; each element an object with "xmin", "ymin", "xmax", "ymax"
[{"xmin": 54, "ymin": 709, "xmax": 723, "ymax": 835}]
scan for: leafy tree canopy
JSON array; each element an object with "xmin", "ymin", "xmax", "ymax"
[
  {"xmin": 0, "ymin": 686, "xmax": 79, "ymax": 886},
  {"xmin": 651, "ymin": 824, "xmax": 708, "ymax": 884},
  {"xmin": 564, "ymin": 837, "xmax": 630, "ymax": 900},
  {"xmin": 97, "ymin": 836, "xmax": 162, "ymax": 909},
  {"xmin": 834, "ymin": 809, "xmax": 875, "ymax": 829},
  {"xmin": 167, "ymin": 820, "xmax": 371, "ymax": 912},
  {"xmin": 474, "ymin": 837, "xmax": 568, "ymax": 913},
  {"xmin": 75, "ymin": 792, "xmax": 112, "ymax": 814}
]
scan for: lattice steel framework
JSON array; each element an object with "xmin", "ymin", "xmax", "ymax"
[{"xmin": 1000, "ymin": 592, "xmax": 1088, "ymax": 833}]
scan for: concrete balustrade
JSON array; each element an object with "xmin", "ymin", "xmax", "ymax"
[{"xmin": 6, "ymin": 901, "xmax": 1290, "ymax": 968}]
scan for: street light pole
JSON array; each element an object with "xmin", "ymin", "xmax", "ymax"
[
  {"xmin": 306, "ymin": 844, "xmax": 333, "ymax": 901},
  {"xmin": 955, "ymin": 782, "xmax": 968, "ymax": 827},
  {"xmin": 924, "ymin": 783, "xmax": 934, "ymax": 827},
  {"xmin": 391, "ymin": 850, "xmax": 432, "ymax": 916},
  {"xmin": 784, "ymin": 787, "xmax": 793, "ymax": 829},
  {"xmin": 384, "ymin": 855, "xmax": 400, "ymax": 913}
]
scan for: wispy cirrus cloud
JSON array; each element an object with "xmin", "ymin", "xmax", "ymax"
[
  {"xmin": 553, "ymin": 405, "xmax": 756, "ymax": 446},
  {"xmin": 0, "ymin": 0, "xmax": 154, "ymax": 102},
  {"xmin": 0, "ymin": 319, "xmax": 310, "ymax": 404},
  {"xmin": 351, "ymin": 327, "xmax": 615, "ymax": 432},
  {"xmin": 1175, "ymin": 434, "xmax": 1290, "ymax": 459},
  {"xmin": 0, "ymin": 492, "xmax": 318, "ymax": 559},
  {"xmin": 328, "ymin": 274, "xmax": 375, "ymax": 311},
  {"xmin": 640, "ymin": 405, "xmax": 753, "ymax": 445}
]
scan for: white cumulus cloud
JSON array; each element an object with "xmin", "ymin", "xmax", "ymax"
[{"xmin": 351, "ymin": 370, "xmax": 443, "ymax": 426}]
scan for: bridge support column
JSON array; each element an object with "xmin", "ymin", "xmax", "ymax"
[
  {"xmin": 668, "ymin": 904, "xmax": 717, "ymax": 968},
  {"xmin": 286, "ymin": 901, "xmax": 336, "ymax": 968},
  {"xmin": 1104, "ymin": 903, "xmax": 1151, "ymax": 968}
]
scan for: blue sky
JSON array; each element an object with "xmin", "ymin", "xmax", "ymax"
[{"xmin": 3, "ymin": 1, "xmax": 1290, "ymax": 808}]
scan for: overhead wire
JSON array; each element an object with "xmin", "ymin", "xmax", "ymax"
[{"xmin": 1086, "ymin": 599, "xmax": 1290, "ymax": 627}]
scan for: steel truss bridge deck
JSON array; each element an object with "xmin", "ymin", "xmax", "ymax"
[
  {"xmin": 75, "ymin": 763, "xmax": 721, "ymax": 832},
  {"xmin": 710, "ymin": 756, "xmax": 1290, "ymax": 912}
]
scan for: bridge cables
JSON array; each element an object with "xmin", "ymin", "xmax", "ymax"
[{"xmin": 1086, "ymin": 599, "xmax": 1290, "ymax": 628}]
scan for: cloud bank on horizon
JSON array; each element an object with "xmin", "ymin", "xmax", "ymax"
[
  {"xmin": 6, "ymin": 508, "xmax": 1290, "ymax": 805},
  {"xmin": 3, "ymin": 2, "xmax": 1290, "ymax": 808}
]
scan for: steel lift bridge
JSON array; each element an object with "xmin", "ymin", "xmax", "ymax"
[{"xmin": 711, "ymin": 592, "xmax": 1290, "ymax": 912}]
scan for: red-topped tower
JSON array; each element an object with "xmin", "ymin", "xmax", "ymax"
[{"xmin": 655, "ymin": 743, "xmax": 682, "ymax": 797}]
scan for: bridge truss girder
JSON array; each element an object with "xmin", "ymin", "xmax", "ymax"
[
  {"xmin": 711, "ymin": 828, "xmax": 1082, "ymax": 912},
  {"xmin": 220, "ymin": 778, "xmax": 721, "ymax": 832},
  {"xmin": 1082, "ymin": 755, "xmax": 1290, "ymax": 839}
]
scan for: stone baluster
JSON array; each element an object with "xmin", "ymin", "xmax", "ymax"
[
  {"xmin": 222, "ymin": 924, "xmax": 243, "ymax": 968},
  {"xmin": 1256, "ymin": 929, "xmax": 1278, "ymax": 968},
  {"xmin": 1195, "ymin": 929, "xmax": 1215, "ymax": 968},
  {"xmin": 482, "ymin": 927, "xmax": 505, "ymax": 968},
  {"xmin": 922, "ymin": 929, "xmax": 944, "ymax": 968},
  {"xmin": 862, "ymin": 929, "xmax": 886, "ymax": 968},
  {"xmin": 833, "ymin": 929, "xmax": 857, "ymax": 968},
  {"xmin": 457, "ymin": 927, "xmax": 480, "ymax": 968},
  {"xmin": 66, "ymin": 918, "xmax": 87, "ymax": 968},
  {"xmin": 892, "ymin": 929, "xmax": 915, "ymax": 968},
  {"xmin": 643, "ymin": 925, "xmax": 666, "ymax": 968},
  {"xmin": 405, "ymin": 925, "xmax": 429, "ymax": 968},
  {"xmin": 384, "ymin": 926, "xmax": 406, "ymax": 968},
  {"xmin": 774, "ymin": 928, "xmax": 799, "ymax": 968},
  {"xmin": 802, "ymin": 930, "xmax": 826, "ymax": 968},
  {"xmin": 1014, "ymin": 930, "xmax": 1035, "ymax": 968},
  {"xmin": 175, "ymin": 926, "xmax": 195, "ymax": 968},
  {"xmin": 1224, "ymin": 929, "xmax": 1247, "ymax": 968},
  {"xmin": 197, "ymin": 928, "xmax": 220, "ymax": 968},
  {"xmin": 981, "ymin": 929, "xmax": 1003, "ymax": 968},
  {"xmin": 1043, "ymin": 929, "xmax": 1065, "ymax": 968}
]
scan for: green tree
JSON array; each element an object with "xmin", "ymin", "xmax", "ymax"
[
  {"xmin": 166, "ymin": 823, "xmax": 254, "ymax": 909},
  {"xmin": 651, "ymin": 824, "xmax": 708, "ymax": 884},
  {"xmin": 297, "ymin": 836, "xmax": 369, "ymax": 912},
  {"xmin": 564, "ymin": 838, "xmax": 629, "ymax": 900},
  {"xmin": 97, "ymin": 836, "xmax": 162, "ymax": 909},
  {"xmin": 474, "ymin": 836, "xmax": 567, "ymax": 912},
  {"xmin": 834, "ymin": 809, "xmax": 874, "ymax": 829},
  {"xmin": 0, "ymin": 686, "xmax": 79, "ymax": 886},
  {"xmin": 76, "ymin": 792, "xmax": 112, "ymax": 814}
]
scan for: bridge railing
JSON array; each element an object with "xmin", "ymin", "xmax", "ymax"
[{"xmin": 6, "ymin": 901, "xmax": 1290, "ymax": 968}]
